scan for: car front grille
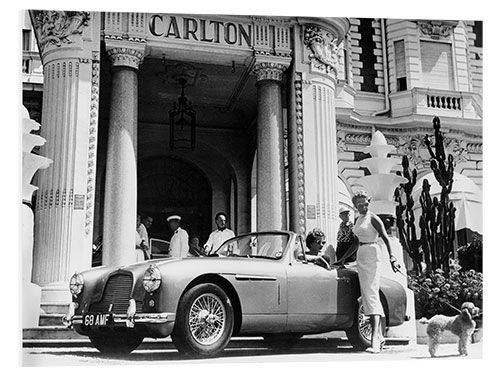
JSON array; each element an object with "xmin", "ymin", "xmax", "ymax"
[{"xmin": 89, "ymin": 273, "xmax": 142, "ymax": 314}]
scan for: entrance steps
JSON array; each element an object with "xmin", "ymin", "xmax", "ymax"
[
  {"xmin": 23, "ymin": 302, "xmax": 79, "ymax": 345},
  {"xmin": 40, "ymin": 303, "xmax": 68, "ymax": 314}
]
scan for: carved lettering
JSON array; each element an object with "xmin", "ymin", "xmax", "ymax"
[
  {"xmin": 238, "ymin": 24, "xmax": 251, "ymax": 46},
  {"xmin": 147, "ymin": 15, "xmax": 253, "ymax": 47},
  {"xmin": 210, "ymin": 20, "xmax": 224, "ymax": 43},
  {"xmin": 199, "ymin": 19, "xmax": 213, "ymax": 42},
  {"xmin": 224, "ymin": 23, "xmax": 237, "ymax": 45},
  {"xmin": 149, "ymin": 14, "xmax": 163, "ymax": 37},
  {"xmin": 183, "ymin": 17, "xmax": 198, "ymax": 41},
  {"xmin": 166, "ymin": 16, "xmax": 181, "ymax": 38}
]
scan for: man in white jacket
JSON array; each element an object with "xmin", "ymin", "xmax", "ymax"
[
  {"xmin": 167, "ymin": 215, "xmax": 189, "ymax": 258},
  {"xmin": 204, "ymin": 212, "xmax": 235, "ymax": 254}
]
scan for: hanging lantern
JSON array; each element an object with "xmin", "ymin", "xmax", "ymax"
[{"xmin": 169, "ymin": 77, "xmax": 196, "ymax": 149}]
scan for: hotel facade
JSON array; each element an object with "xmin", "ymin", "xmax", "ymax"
[{"xmin": 22, "ymin": 11, "xmax": 483, "ymax": 306}]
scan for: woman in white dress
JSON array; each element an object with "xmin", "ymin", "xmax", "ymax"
[{"xmin": 351, "ymin": 191, "xmax": 400, "ymax": 353}]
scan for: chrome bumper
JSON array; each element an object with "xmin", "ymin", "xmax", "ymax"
[{"xmin": 63, "ymin": 300, "xmax": 175, "ymax": 329}]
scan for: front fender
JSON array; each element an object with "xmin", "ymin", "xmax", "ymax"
[{"xmin": 379, "ymin": 277, "xmax": 407, "ymax": 327}]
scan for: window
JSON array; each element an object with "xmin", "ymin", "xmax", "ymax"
[
  {"xmin": 359, "ymin": 18, "xmax": 377, "ymax": 92},
  {"xmin": 420, "ymin": 41, "xmax": 454, "ymax": 90},
  {"xmin": 394, "ymin": 40, "xmax": 407, "ymax": 91},
  {"xmin": 473, "ymin": 21, "xmax": 482, "ymax": 48},
  {"xmin": 343, "ymin": 48, "xmax": 349, "ymax": 84},
  {"xmin": 22, "ymin": 30, "xmax": 31, "ymax": 51}
]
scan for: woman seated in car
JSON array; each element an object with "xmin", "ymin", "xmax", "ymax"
[{"xmin": 304, "ymin": 228, "xmax": 331, "ymax": 267}]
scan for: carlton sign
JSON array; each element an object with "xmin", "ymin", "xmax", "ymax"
[{"xmin": 148, "ymin": 14, "xmax": 253, "ymax": 47}]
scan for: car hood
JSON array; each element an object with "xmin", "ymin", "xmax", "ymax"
[{"xmin": 78, "ymin": 256, "xmax": 284, "ymax": 288}]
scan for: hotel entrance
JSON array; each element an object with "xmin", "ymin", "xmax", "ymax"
[
  {"xmin": 93, "ymin": 14, "xmax": 261, "ymax": 256},
  {"xmin": 29, "ymin": 11, "xmax": 349, "ymax": 298},
  {"xmin": 137, "ymin": 156, "xmax": 212, "ymax": 244}
]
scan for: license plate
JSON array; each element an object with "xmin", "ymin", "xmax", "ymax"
[{"xmin": 83, "ymin": 313, "xmax": 113, "ymax": 327}]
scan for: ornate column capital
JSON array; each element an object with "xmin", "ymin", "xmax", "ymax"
[
  {"xmin": 30, "ymin": 10, "xmax": 91, "ymax": 54},
  {"xmin": 303, "ymin": 25, "xmax": 342, "ymax": 79},
  {"xmin": 252, "ymin": 56, "xmax": 291, "ymax": 83},
  {"xmin": 106, "ymin": 45, "xmax": 144, "ymax": 70}
]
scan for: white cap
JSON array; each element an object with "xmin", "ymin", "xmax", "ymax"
[
  {"xmin": 339, "ymin": 207, "xmax": 350, "ymax": 215},
  {"xmin": 166, "ymin": 215, "xmax": 181, "ymax": 222}
]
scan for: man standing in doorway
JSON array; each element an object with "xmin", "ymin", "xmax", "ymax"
[
  {"xmin": 167, "ymin": 215, "xmax": 189, "ymax": 258},
  {"xmin": 138, "ymin": 214, "xmax": 153, "ymax": 259},
  {"xmin": 204, "ymin": 212, "xmax": 235, "ymax": 254}
]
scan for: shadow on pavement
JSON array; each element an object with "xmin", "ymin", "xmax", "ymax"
[
  {"xmin": 412, "ymin": 353, "xmax": 466, "ymax": 360},
  {"xmin": 32, "ymin": 339, "xmax": 366, "ymax": 362}
]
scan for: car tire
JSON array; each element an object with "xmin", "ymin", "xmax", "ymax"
[
  {"xmin": 89, "ymin": 334, "xmax": 144, "ymax": 354},
  {"xmin": 171, "ymin": 283, "xmax": 234, "ymax": 357},
  {"xmin": 262, "ymin": 333, "xmax": 303, "ymax": 349},
  {"xmin": 345, "ymin": 300, "xmax": 386, "ymax": 351}
]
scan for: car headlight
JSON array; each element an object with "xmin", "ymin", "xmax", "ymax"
[
  {"xmin": 143, "ymin": 264, "xmax": 161, "ymax": 293},
  {"xmin": 69, "ymin": 273, "xmax": 84, "ymax": 297}
]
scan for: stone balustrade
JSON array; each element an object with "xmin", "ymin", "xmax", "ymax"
[{"xmin": 390, "ymin": 87, "xmax": 480, "ymax": 119}]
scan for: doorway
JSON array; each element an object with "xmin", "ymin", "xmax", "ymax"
[{"xmin": 137, "ymin": 156, "xmax": 212, "ymax": 244}]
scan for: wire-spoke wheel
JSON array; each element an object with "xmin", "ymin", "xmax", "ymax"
[
  {"xmin": 171, "ymin": 283, "xmax": 234, "ymax": 357},
  {"xmin": 358, "ymin": 302, "xmax": 372, "ymax": 344},
  {"xmin": 188, "ymin": 293, "xmax": 226, "ymax": 345},
  {"xmin": 345, "ymin": 300, "xmax": 386, "ymax": 350}
]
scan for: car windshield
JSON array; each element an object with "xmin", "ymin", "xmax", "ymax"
[{"xmin": 212, "ymin": 233, "xmax": 290, "ymax": 260}]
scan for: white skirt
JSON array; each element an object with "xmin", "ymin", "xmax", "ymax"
[{"xmin": 356, "ymin": 243, "xmax": 384, "ymax": 316}]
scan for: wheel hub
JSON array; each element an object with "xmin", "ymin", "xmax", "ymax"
[
  {"xmin": 198, "ymin": 310, "xmax": 218, "ymax": 325},
  {"xmin": 189, "ymin": 293, "xmax": 226, "ymax": 345}
]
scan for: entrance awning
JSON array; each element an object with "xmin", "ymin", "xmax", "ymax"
[{"xmin": 412, "ymin": 172, "xmax": 482, "ymax": 234}]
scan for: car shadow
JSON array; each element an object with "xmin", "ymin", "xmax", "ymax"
[
  {"xmin": 412, "ymin": 353, "xmax": 466, "ymax": 360},
  {"xmin": 34, "ymin": 338, "xmax": 362, "ymax": 362}
]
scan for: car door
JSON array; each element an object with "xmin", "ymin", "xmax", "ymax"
[{"xmin": 285, "ymin": 236, "xmax": 339, "ymax": 332}]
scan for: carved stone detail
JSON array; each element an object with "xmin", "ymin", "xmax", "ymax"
[
  {"xmin": 393, "ymin": 134, "xmax": 470, "ymax": 170},
  {"xmin": 417, "ymin": 20, "xmax": 457, "ymax": 40},
  {"xmin": 345, "ymin": 133, "xmax": 371, "ymax": 145},
  {"xmin": 443, "ymin": 137, "xmax": 469, "ymax": 166},
  {"xmin": 106, "ymin": 47, "xmax": 144, "ymax": 70},
  {"xmin": 85, "ymin": 56, "xmax": 100, "ymax": 234},
  {"xmin": 253, "ymin": 61, "xmax": 288, "ymax": 82},
  {"xmin": 336, "ymin": 131, "xmax": 347, "ymax": 153},
  {"xmin": 294, "ymin": 73, "xmax": 306, "ymax": 235},
  {"xmin": 467, "ymin": 142, "xmax": 483, "ymax": 154},
  {"xmin": 32, "ymin": 10, "xmax": 91, "ymax": 51},
  {"xmin": 303, "ymin": 25, "xmax": 341, "ymax": 77}
]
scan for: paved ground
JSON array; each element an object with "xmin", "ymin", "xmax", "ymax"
[{"xmin": 21, "ymin": 338, "xmax": 482, "ymax": 367}]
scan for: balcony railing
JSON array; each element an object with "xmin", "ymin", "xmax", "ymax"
[
  {"xmin": 427, "ymin": 94, "xmax": 461, "ymax": 111},
  {"xmin": 390, "ymin": 87, "xmax": 481, "ymax": 119}
]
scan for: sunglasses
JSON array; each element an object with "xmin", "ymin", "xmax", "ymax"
[{"xmin": 316, "ymin": 240, "xmax": 326, "ymax": 245}]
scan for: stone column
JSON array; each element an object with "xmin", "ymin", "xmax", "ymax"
[
  {"xmin": 22, "ymin": 106, "xmax": 52, "ymax": 327},
  {"xmin": 288, "ymin": 21, "xmax": 348, "ymax": 258},
  {"xmin": 102, "ymin": 45, "xmax": 144, "ymax": 266},
  {"xmin": 30, "ymin": 11, "xmax": 101, "ymax": 304},
  {"xmin": 302, "ymin": 79, "xmax": 340, "ymax": 245},
  {"xmin": 253, "ymin": 59, "xmax": 290, "ymax": 231}
]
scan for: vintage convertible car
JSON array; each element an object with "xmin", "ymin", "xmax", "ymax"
[{"xmin": 63, "ymin": 231, "xmax": 409, "ymax": 356}]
